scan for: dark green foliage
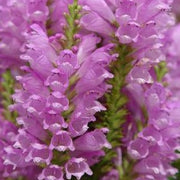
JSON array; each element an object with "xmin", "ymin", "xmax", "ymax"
[
  {"xmin": 169, "ymin": 150, "xmax": 180, "ymax": 180},
  {"xmin": 169, "ymin": 159, "xmax": 180, "ymax": 180}
]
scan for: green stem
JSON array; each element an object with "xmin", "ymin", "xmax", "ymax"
[
  {"xmin": 83, "ymin": 41, "xmax": 134, "ymax": 179},
  {"xmin": 154, "ymin": 61, "xmax": 168, "ymax": 83},
  {"xmin": 50, "ymin": 0, "xmax": 82, "ymax": 166},
  {"xmin": 1, "ymin": 70, "xmax": 17, "ymax": 123},
  {"xmin": 63, "ymin": 0, "xmax": 81, "ymax": 49}
]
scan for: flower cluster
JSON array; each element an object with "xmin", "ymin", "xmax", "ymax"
[
  {"xmin": 0, "ymin": 115, "xmax": 37, "ymax": 179},
  {"xmin": 0, "ymin": 0, "xmax": 180, "ymax": 180},
  {"xmin": 79, "ymin": 0, "xmax": 179, "ymax": 179},
  {"xmin": 128, "ymin": 83, "xmax": 180, "ymax": 179},
  {"xmin": 8, "ymin": 22, "xmax": 115, "ymax": 179},
  {"xmin": 0, "ymin": 0, "xmax": 48, "ymax": 70}
]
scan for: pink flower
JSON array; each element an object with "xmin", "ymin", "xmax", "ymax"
[{"xmin": 65, "ymin": 158, "xmax": 92, "ymax": 180}]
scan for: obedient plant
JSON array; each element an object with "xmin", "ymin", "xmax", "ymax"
[{"xmin": 1, "ymin": 0, "xmax": 180, "ymax": 180}]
